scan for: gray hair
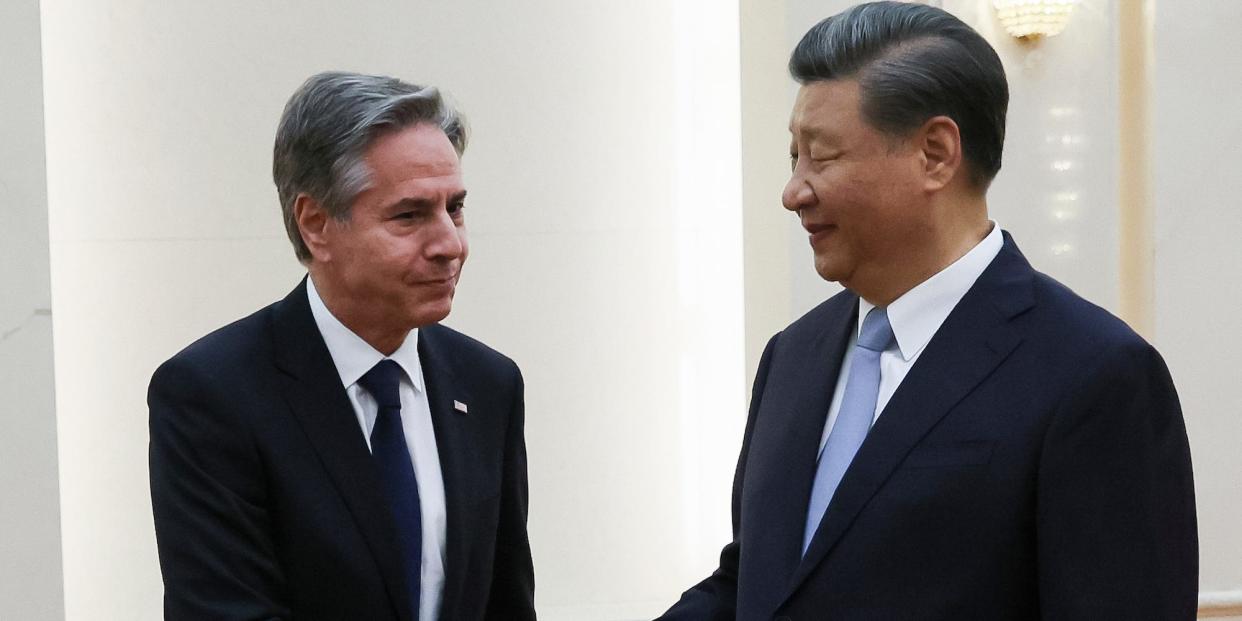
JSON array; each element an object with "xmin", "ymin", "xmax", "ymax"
[
  {"xmin": 272, "ymin": 71, "xmax": 468, "ymax": 263},
  {"xmin": 790, "ymin": 1, "xmax": 1008, "ymax": 188}
]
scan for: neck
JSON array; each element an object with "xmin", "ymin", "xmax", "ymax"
[
  {"xmin": 853, "ymin": 196, "xmax": 991, "ymax": 307},
  {"xmin": 309, "ymin": 270, "xmax": 408, "ymax": 356}
]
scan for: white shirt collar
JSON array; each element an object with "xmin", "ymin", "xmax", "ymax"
[
  {"xmin": 858, "ymin": 222, "xmax": 1004, "ymax": 362},
  {"xmin": 306, "ymin": 276, "xmax": 424, "ymax": 393}
]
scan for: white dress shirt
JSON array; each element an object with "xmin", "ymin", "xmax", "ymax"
[
  {"xmin": 307, "ymin": 277, "xmax": 446, "ymax": 621},
  {"xmin": 818, "ymin": 223, "xmax": 1004, "ymax": 454}
]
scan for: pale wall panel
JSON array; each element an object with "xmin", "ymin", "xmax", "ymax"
[
  {"xmin": 740, "ymin": 0, "xmax": 794, "ymax": 385},
  {"xmin": 975, "ymin": 0, "xmax": 1122, "ymax": 314},
  {"xmin": 1151, "ymin": 0, "xmax": 1242, "ymax": 595}
]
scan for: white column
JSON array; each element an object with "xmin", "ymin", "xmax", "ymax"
[{"xmin": 0, "ymin": 0, "xmax": 65, "ymax": 618}]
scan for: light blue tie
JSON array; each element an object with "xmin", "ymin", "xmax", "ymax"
[{"xmin": 802, "ymin": 307, "xmax": 895, "ymax": 554}]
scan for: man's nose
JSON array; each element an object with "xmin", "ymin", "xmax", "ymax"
[
  {"xmin": 782, "ymin": 172, "xmax": 815, "ymax": 213},
  {"xmin": 423, "ymin": 209, "xmax": 464, "ymax": 261}
]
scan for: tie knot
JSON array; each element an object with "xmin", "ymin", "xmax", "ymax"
[
  {"xmin": 357, "ymin": 359, "xmax": 404, "ymax": 410},
  {"xmin": 857, "ymin": 307, "xmax": 895, "ymax": 352}
]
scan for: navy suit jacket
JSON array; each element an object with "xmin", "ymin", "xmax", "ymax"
[
  {"xmin": 661, "ymin": 234, "xmax": 1197, "ymax": 620},
  {"xmin": 149, "ymin": 280, "xmax": 535, "ymax": 620}
]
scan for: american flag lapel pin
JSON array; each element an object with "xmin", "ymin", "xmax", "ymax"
[{"xmin": 453, "ymin": 400, "xmax": 469, "ymax": 414}]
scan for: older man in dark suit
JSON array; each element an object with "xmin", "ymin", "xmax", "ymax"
[
  {"xmin": 149, "ymin": 72, "xmax": 535, "ymax": 620},
  {"xmin": 661, "ymin": 3, "xmax": 1197, "ymax": 620}
]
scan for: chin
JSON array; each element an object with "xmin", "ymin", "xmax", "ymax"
[
  {"xmin": 814, "ymin": 258, "xmax": 848, "ymax": 284},
  {"xmin": 410, "ymin": 300, "xmax": 453, "ymax": 327}
]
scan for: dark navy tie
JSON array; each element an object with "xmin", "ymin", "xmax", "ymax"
[{"xmin": 357, "ymin": 359, "xmax": 422, "ymax": 617}]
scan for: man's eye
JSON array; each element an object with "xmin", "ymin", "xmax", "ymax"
[
  {"xmin": 448, "ymin": 202, "xmax": 466, "ymax": 215},
  {"xmin": 393, "ymin": 211, "xmax": 415, "ymax": 220},
  {"xmin": 790, "ymin": 153, "xmax": 799, "ymax": 170}
]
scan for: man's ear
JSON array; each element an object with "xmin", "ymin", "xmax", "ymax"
[
  {"xmin": 918, "ymin": 115, "xmax": 963, "ymax": 192},
  {"xmin": 293, "ymin": 194, "xmax": 332, "ymax": 263}
]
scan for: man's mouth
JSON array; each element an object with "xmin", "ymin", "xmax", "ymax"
[
  {"xmin": 416, "ymin": 273, "xmax": 457, "ymax": 286},
  {"xmin": 804, "ymin": 223, "xmax": 836, "ymax": 244}
]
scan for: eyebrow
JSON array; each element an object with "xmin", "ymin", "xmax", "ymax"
[
  {"xmin": 799, "ymin": 130, "xmax": 847, "ymax": 157},
  {"xmin": 383, "ymin": 190, "xmax": 468, "ymax": 211},
  {"xmin": 801, "ymin": 126, "xmax": 838, "ymax": 141}
]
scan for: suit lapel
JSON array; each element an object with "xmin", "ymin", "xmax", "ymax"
[
  {"xmin": 742, "ymin": 292, "xmax": 856, "ymax": 609},
  {"xmin": 271, "ymin": 280, "xmax": 414, "ymax": 621},
  {"xmin": 784, "ymin": 237, "xmax": 1036, "ymax": 601},
  {"xmin": 417, "ymin": 325, "xmax": 478, "ymax": 620}
]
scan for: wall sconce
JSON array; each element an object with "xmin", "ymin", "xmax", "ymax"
[{"xmin": 993, "ymin": 0, "xmax": 1079, "ymax": 40}]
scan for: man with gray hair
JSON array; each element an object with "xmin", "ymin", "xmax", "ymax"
[
  {"xmin": 149, "ymin": 71, "xmax": 535, "ymax": 620},
  {"xmin": 662, "ymin": 2, "xmax": 1196, "ymax": 619}
]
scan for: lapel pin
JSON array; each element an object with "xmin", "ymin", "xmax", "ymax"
[{"xmin": 453, "ymin": 400, "xmax": 469, "ymax": 414}]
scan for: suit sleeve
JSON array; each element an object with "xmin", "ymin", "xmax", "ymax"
[
  {"xmin": 149, "ymin": 356, "xmax": 291, "ymax": 621},
  {"xmin": 657, "ymin": 333, "xmax": 780, "ymax": 621},
  {"xmin": 483, "ymin": 364, "xmax": 537, "ymax": 620},
  {"xmin": 1036, "ymin": 340, "xmax": 1198, "ymax": 619}
]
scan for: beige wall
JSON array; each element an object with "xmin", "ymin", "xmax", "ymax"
[
  {"xmin": 740, "ymin": 0, "xmax": 794, "ymax": 384},
  {"xmin": 0, "ymin": 0, "xmax": 65, "ymax": 618},
  {"xmin": 1152, "ymin": 0, "xmax": 1242, "ymax": 608}
]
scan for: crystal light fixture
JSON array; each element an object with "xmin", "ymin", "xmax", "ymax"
[{"xmin": 993, "ymin": 0, "xmax": 1079, "ymax": 40}]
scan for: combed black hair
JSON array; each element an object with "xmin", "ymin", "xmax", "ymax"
[{"xmin": 790, "ymin": 1, "xmax": 1009, "ymax": 187}]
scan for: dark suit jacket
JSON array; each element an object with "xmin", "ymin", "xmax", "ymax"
[
  {"xmin": 661, "ymin": 234, "xmax": 1197, "ymax": 620},
  {"xmin": 149, "ymin": 280, "xmax": 535, "ymax": 620}
]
